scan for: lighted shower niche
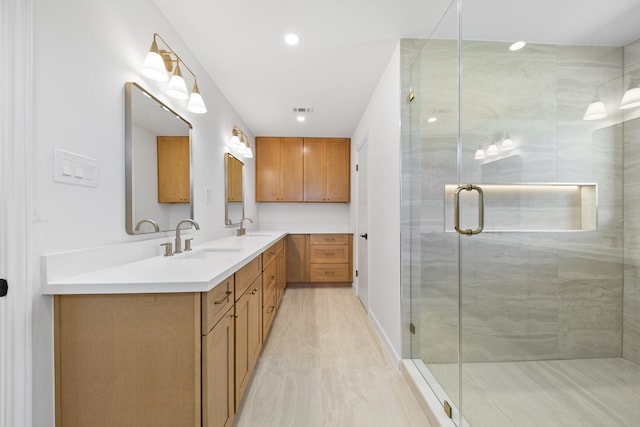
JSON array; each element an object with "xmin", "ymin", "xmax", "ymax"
[{"xmin": 444, "ymin": 183, "xmax": 597, "ymax": 233}]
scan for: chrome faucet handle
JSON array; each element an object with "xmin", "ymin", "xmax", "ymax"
[
  {"xmin": 184, "ymin": 238, "xmax": 194, "ymax": 252},
  {"xmin": 237, "ymin": 217, "xmax": 253, "ymax": 236},
  {"xmin": 160, "ymin": 242, "xmax": 173, "ymax": 257},
  {"xmin": 175, "ymin": 219, "xmax": 200, "ymax": 254}
]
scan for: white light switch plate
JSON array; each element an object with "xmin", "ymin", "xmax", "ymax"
[{"xmin": 54, "ymin": 149, "xmax": 99, "ymax": 188}]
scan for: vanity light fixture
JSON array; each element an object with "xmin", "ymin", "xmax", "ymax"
[
  {"xmin": 501, "ymin": 131, "xmax": 515, "ymax": 150},
  {"xmin": 583, "ymin": 100, "xmax": 608, "ymax": 120},
  {"xmin": 229, "ymin": 125, "xmax": 253, "ymax": 158},
  {"xmin": 141, "ymin": 33, "xmax": 207, "ymax": 114},
  {"xmin": 620, "ymin": 80, "xmax": 640, "ymax": 110}
]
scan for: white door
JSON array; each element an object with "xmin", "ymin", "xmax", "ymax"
[{"xmin": 356, "ymin": 140, "xmax": 369, "ymax": 310}]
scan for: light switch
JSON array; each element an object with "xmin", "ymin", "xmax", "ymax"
[
  {"xmin": 54, "ymin": 149, "xmax": 99, "ymax": 188},
  {"xmin": 62, "ymin": 159, "xmax": 72, "ymax": 176}
]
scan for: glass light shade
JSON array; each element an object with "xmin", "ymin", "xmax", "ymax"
[
  {"xmin": 141, "ymin": 51, "xmax": 169, "ymax": 82},
  {"xmin": 243, "ymin": 147, "xmax": 254, "ymax": 158},
  {"xmin": 187, "ymin": 92, "xmax": 207, "ymax": 114},
  {"xmin": 166, "ymin": 63, "xmax": 189, "ymax": 100},
  {"xmin": 474, "ymin": 146, "xmax": 486, "ymax": 160},
  {"xmin": 583, "ymin": 101, "xmax": 607, "ymax": 120},
  {"xmin": 229, "ymin": 135, "xmax": 240, "ymax": 147},
  {"xmin": 502, "ymin": 135, "xmax": 515, "ymax": 150},
  {"xmin": 620, "ymin": 86, "xmax": 640, "ymax": 110},
  {"xmin": 487, "ymin": 142, "xmax": 498, "ymax": 155}
]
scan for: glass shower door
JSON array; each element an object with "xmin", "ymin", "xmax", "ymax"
[{"xmin": 456, "ymin": 1, "xmax": 627, "ymax": 425}]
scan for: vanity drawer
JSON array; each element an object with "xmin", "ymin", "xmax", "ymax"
[
  {"xmin": 310, "ymin": 234, "xmax": 349, "ymax": 245},
  {"xmin": 262, "ymin": 243, "xmax": 278, "ymax": 269},
  {"xmin": 202, "ymin": 275, "xmax": 235, "ymax": 335},
  {"xmin": 235, "ymin": 256, "xmax": 262, "ymax": 300},
  {"xmin": 262, "ymin": 287, "xmax": 277, "ymax": 340},
  {"xmin": 310, "ymin": 264, "xmax": 351, "ymax": 282},
  {"xmin": 309, "ymin": 244, "xmax": 350, "ymax": 264},
  {"xmin": 263, "ymin": 259, "xmax": 277, "ymax": 302}
]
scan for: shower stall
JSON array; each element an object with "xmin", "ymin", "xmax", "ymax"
[{"xmin": 402, "ymin": 1, "xmax": 640, "ymax": 426}]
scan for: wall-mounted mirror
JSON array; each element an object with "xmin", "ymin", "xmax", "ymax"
[
  {"xmin": 224, "ymin": 153, "xmax": 244, "ymax": 225},
  {"xmin": 125, "ymin": 82, "xmax": 193, "ymax": 234}
]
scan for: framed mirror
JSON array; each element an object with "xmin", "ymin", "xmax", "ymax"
[
  {"xmin": 125, "ymin": 82, "xmax": 193, "ymax": 234},
  {"xmin": 224, "ymin": 153, "xmax": 244, "ymax": 225}
]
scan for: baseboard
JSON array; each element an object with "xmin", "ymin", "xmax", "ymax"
[{"xmin": 368, "ymin": 310, "xmax": 401, "ymax": 367}]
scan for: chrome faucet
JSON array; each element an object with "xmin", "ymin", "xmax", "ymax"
[
  {"xmin": 237, "ymin": 217, "xmax": 253, "ymax": 236},
  {"xmin": 135, "ymin": 219, "xmax": 160, "ymax": 233},
  {"xmin": 175, "ymin": 219, "xmax": 200, "ymax": 254}
]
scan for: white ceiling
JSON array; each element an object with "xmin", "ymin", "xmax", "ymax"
[{"xmin": 154, "ymin": 0, "xmax": 640, "ymax": 138}]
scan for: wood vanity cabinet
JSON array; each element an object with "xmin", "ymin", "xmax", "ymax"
[
  {"xmin": 276, "ymin": 238, "xmax": 286, "ymax": 307},
  {"xmin": 54, "ymin": 241, "xmax": 287, "ymax": 427},
  {"xmin": 255, "ymin": 137, "xmax": 303, "ymax": 202},
  {"xmin": 286, "ymin": 233, "xmax": 353, "ymax": 285},
  {"xmin": 54, "ymin": 293, "xmax": 202, "ymax": 427},
  {"xmin": 157, "ymin": 136, "xmax": 190, "ymax": 203},
  {"xmin": 303, "ymin": 138, "xmax": 350, "ymax": 202}
]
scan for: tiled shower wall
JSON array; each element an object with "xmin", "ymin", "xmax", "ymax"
[
  {"xmin": 622, "ymin": 38, "xmax": 640, "ymax": 365},
  {"xmin": 402, "ymin": 37, "xmax": 636, "ymax": 363}
]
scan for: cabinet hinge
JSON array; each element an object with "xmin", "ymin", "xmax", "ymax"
[
  {"xmin": 409, "ymin": 323, "xmax": 416, "ymax": 334},
  {"xmin": 444, "ymin": 400, "xmax": 453, "ymax": 418}
]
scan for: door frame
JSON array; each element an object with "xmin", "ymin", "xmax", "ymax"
[
  {"xmin": 355, "ymin": 136, "xmax": 369, "ymax": 310},
  {"xmin": 1, "ymin": 1, "xmax": 33, "ymax": 426}
]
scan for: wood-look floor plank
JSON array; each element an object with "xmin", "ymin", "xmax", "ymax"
[{"xmin": 235, "ymin": 287, "xmax": 431, "ymax": 427}]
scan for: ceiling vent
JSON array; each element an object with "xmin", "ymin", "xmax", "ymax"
[{"xmin": 292, "ymin": 107, "xmax": 313, "ymax": 113}]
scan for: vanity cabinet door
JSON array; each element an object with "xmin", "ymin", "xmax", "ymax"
[
  {"xmin": 234, "ymin": 276, "xmax": 263, "ymax": 411},
  {"xmin": 202, "ymin": 307, "xmax": 235, "ymax": 427},
  {"xmin": 55, "ymin": 293, "xmax": 201, "ymax": 427},
  {"xmin": 286, "ymin": 234, "xmax": 309, "ymax": 283},
  {"xmin": 157, "ymin": 136, "xmax": 190, "ymax": 203}
]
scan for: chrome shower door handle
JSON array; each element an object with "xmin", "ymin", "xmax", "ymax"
[{"xmin": 454, "ymin": 184, "xmax": 484, "ymax": 235}]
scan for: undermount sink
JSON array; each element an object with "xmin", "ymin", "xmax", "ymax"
[{"xmin": 175, "ymin": 248, "xmax": 243, "ymax": 259}]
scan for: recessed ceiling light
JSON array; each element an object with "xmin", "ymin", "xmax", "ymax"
[
  {"xmin": 427, "ymin": 117, "xmax": 437, "ymax": 123},
  {"xmin": 296, "ymin": 115, "xmax": 305, "ymax": 122},
  {"xmin": 509, "ymin": 41, "xmax": 526, "ymax": 51},
  {"xmin": 285, "ymin": 33, "xmax": 300, "ymax": 46}
]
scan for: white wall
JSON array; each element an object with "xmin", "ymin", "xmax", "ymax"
[
  {"xmin": 351, "ymin": 44, "xmax": 402, "ymax": 363},
  {"xmin": 30, "ymin": 0, "xmax": 255, "ymax": 424}
]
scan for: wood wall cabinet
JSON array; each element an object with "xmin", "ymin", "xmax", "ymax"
[
  {"xmin": 157, "ymin": 136, "xmax": 190, "ymax": 203},
  {"xmin": 225, "ymin": 153, "xmax": 243, "ymax": 203},
  {"xmin": 303, "ymin": 138, "xmax": 350, "ymax": 202},
  {"xmin": 255, "ymin": 137, "xmax": 303, "ymax": 202},
  {"xmin": 255, "ymin": 137, "xmax": 350, "ymax": 203},
  {"xmin": 286, "ymin": 233, "xmax": 353, "ymax": 285}
]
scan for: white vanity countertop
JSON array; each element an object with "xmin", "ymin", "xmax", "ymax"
[{"xmin": 42, "ymin": 232, "xmax": 287, "ymax": 295}]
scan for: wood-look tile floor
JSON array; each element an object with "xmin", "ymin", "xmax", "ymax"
[{"xmin": 234, "ymin": 287, "xmax": 432, "ymax": 427}]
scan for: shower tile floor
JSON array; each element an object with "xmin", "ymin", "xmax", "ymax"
[{"xmin": 424, "ymin": 358, "xmax": 640, "ymax": 427}]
